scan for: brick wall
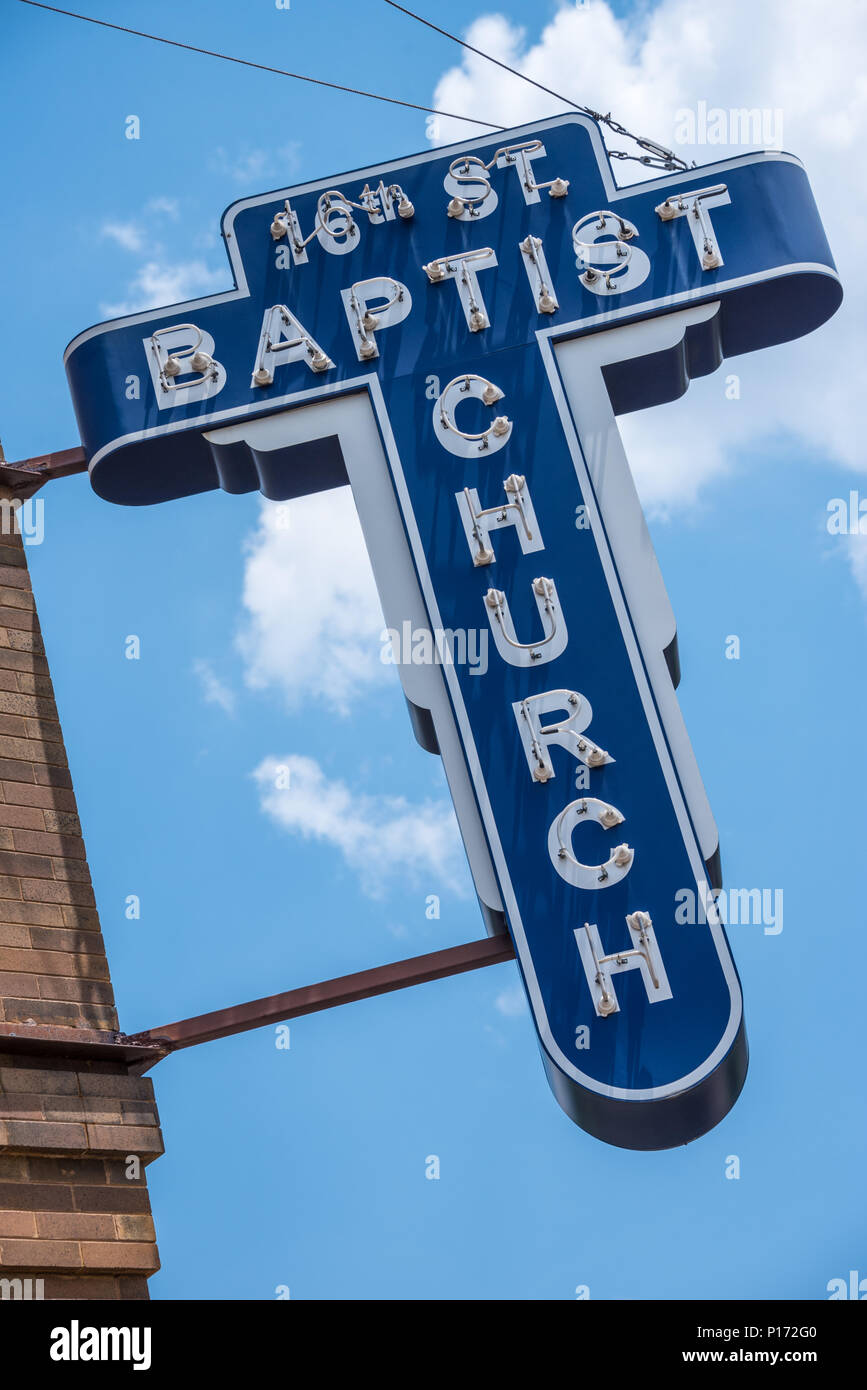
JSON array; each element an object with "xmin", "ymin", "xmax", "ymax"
[{"xmin": 0, "ymin": 517, "xmax": 163, "ymax": 1299}]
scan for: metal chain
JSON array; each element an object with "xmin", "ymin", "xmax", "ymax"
[{"xmin": 585, "ymin": 110, "xmax": 693, "ymax": 172}]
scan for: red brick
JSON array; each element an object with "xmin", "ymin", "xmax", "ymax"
[
  {"xmin": 0, "ymin": 923, "xmax": 28, "ymax": 948},
  {"xmin": 114, "ymin": 1213, "xmax": 156, "ymax": 1241},
  {"xmin": 0, "ymin": 543, "xmax": 25, "ymax": 568},
  {"xmin": 0, "ymin": 1237, "xmax": 81, "ymax": 1269},
  {"xmin": 11, "ymin": 829, "xmax": 85, "ymax": 859},
  {"xmin": 1, "ymin": 999, "xmax": 84, "ymax": 1027},
  {"xmin": 0, "ymin": 1066, "xmax": 79, "ymax": 1094},
  {"xmin": 0, "ymin": 971, "xmax": 38, "ymax": 997},
  {"xmin": 79, "ymin": 1099, "xmax": 123, "ymax": 1124},
  {"xmin": 48, "ymin": 857, "xmax": 92, "ymax": 884},
  {"xmin": 42, "ymin": 810, "xmax": 81, "ymax": 835},
  {"xmin": 80, "ymin": 1241, "xmax": 158, "ymax": 1272},
  {"xmin": 0, "ymin": 948, "xmax": 109, "ymax": 979},
  {"xmin": 36, "ymin": 1212, "xmax": 115, "ymax": 1241},
  {"xmin": 0, "ymin": 900, "xmax": 64, "ymax": 926},
  {"xmin": 0, "ymin": 645, "xmax": 48, "ymax": 674},
  {"xmin": 0, "ymin": 850, "xmax": 53, "ymax": 879},
  {"xmin": 0, "ymin": 1092, "xmax": 84, "ymax": 1123},
  {"xmin": 32, "ymin": 764, "xmax": 74, "ymax": 790},
  {"xmin": 0, "ymin": 566, "xmax": 30, "ymax": 592},
  {"xmin": 24, "ymin": 720, "xmax": 65, "ymax": 745},
  {"xmin": 16, "ymin": 672, "xmax": 55, "ymax": 697},
  {"xmin": 0, "ymin": 605, "xmax": 39, "ymax": 631},
  {"xmin": 120, "ymin": 1103, "xmax": 158, "ymax": 1127},
  {"xmin": 0, "ymin": 1092, "xmax": 41, "ymax": 1117},
  {"xmin": 38, "ymin": 977, "xmax": 115, "ymax": 1005},
  {"xmin": 29, "ymin": 927, "xmax": 104, "ymax": 953},
  {"xmin": 42, "ymin": 1274, "xmax": 123, "ymax": 1300},
  {"xmin": 79, "ymin": 1074, "xmax": 154, "ymax": 1100},
  {"xmin": 73, "ymin": 1187, "xmax": 151, "ymax": 1214},
  {"xmin": 0, "ymin": 876, "xmax": 21, "ymax": 900},
  {"xmin": 118, "ymin": 1276, "xmax": 151, "ymax": 1300},
  {"xmin": 0, "ymin": 588, "xmax": 34, "ymax": 612},
  {"xmin": 0, "ymin": 669, "xmax": 18, "ymax": 692},
  {"xmin": 60, "ymin": 906, "xmax": 101, "ymax": 930},
  {"xmin": 85, "ymin": 1125, "xmax": 163, "ymax": 1157},
  {"xmin": 27, "ymin": 1157, "xmax": 107, "ymax": 1185},
  {"xmin": 0, "ymin": 1118, "xmax": 88, "ymax": 1149},
  {"xmin": 0, "ymin": 1180, "xmax": 73, "ymax": 1210},
  {"xmin": 0, "ymin": 759, "xmax": 35, "ymax": 784},
  {"xmin": 0, "ymin": 803, "xmax": 48, "ymax": 831},
  {"xmin": 0, "ymin": 737, "xmax": 65, "ymax": 768},
  {"xmin": 21, "ymin": 878, "xmax": 94, "ymax": 906},
  {"xmin": 2, "ymin": 781, "xmax": 75, "ymax": 811},
  {"xmin": 0, "ymin": 1210, "xmax": 36, "ymax": 1237}
]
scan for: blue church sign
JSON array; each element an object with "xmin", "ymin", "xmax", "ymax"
[{"xmin": 65, "ymin": 115, "xmax": 841, "ymax": 1148}]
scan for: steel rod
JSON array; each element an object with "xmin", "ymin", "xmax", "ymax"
[{"xmin": 127, "ymin": 935, "xmax": 516, "ymax": 1053}]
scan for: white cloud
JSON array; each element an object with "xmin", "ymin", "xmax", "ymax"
[
  {"xmin": 193, "ymin": 659, "xmax": 236, "ymax": 716},
  {"xmin": 144, "ymin": 196, "xmax": 180, "ymax": 220},
  {"xmin": 428, "ymin": 0, "xmax": 867, "ymax": 518},
  {"xmin": 100, "ymin": 220, "xmax": 146, "ymax": 253},
  {"xmin": 845, "ymin": 533, "xmax": 867, "ymax": 603},
  {"xmin": 100, "ymin": 259, "xmax": 227, "ymax": 316},
  {"xmin": 209, "ymin": 142, "xmax": 302, "ymax": 186},
  {"xmin": 237, "ymin": 493, "xmax": 390, "ymax": 716},
  {"xmin": 253, "ymin": 754, "xmax": 467, "ymax": 898},
  {"xmin": 494, "ymin": 983, "xmax": 528, "ymax": 1018}
]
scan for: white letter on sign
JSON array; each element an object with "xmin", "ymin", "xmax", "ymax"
[
  {"xmin": 144, "ymin": 325, "xmax": 226, "ymax": 411},
  {"xmin": 654, "ymin": 184, "xmax": 731, "ymax": 270},
  {"xmin": 484, "ymin": 578, "xmax": 568, "ymax": 668},
  {"xmin": 251, "ymin": 305, "xmax": 334, "ymax": 387},
  {"xmin": 548, "ymin": 797, "xmax": 633, "ymax": 889},
  {"xmin": 512, "ymin": 690, "xmax": 613, "ymax": 783},
  {"xmin": 455, "ymin": 473, "xmax": 544, "ymax": 567},
  {"xmin": 340, "ymin": 277, "xmax": 412, "ymax": 362},
  {"xmin": 443, "ymin": 157, "xmax": 498, "ymax": 221},
  {"xmin": 422, "ymin": 248, "xmax": 497, "ymax": 332},
  {"xmin": 433, "ymin": 374, "xmax": 512, "ymax": 458},
  {"xmin": 575, "ymin": 914, "xmax": 672, "ymax": 1018},
  {"xmin": 496, "ymin": 142, "xmax": 554, "ymax": 205},
  {"xmin": 572, "ymin": 211, "xmax": 650, "ymax": 296}
]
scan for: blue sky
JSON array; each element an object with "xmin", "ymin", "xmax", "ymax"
[{"xmin": 2, "ymin": 0, "xmax": 865, "ymax": 1299}]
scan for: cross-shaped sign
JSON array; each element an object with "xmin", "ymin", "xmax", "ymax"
[{"xmin": 65, "ymin": 114, "xmax": 841, "ymax": 1149}]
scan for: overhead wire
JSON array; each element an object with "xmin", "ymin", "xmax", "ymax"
[
  {"xmin": 11, "ymin": 0, "xmax": 505, "ymax": 131},
  {"xmin": 13, "ymin": 0, "xmax": 690, "ymax": 172},
  {"xmin": 382, "ymin": 0, "xmax": 690, "ymax": 172}
]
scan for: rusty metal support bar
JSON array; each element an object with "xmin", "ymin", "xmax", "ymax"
[
  {"xmin": 125, "ymin": 934, "xmax": 516, "ymax": 1062},
  {"xmin": 0, "ymin": 443, "xmax": 88, "ymax": 498}
]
